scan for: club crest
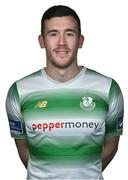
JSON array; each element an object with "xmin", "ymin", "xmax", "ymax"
[{"xmin": 80, "ymin": 96, "xmax": 96, "ymax": 111}]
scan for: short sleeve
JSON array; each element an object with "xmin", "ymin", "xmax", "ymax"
[
  {"xmin": 105, "ymin": 79, "xmax": 124, "ymax": 137},
  {"xmin": 6, "ymin": 82, "xmax": 27, "ymax": 139}
]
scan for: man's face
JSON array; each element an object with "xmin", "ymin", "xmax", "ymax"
[{"xmin": 39, "ymin": 16, "xmax": 84, "ymax": 69}]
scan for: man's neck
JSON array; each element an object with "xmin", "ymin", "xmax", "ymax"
[{"xmin": 44, "ymin": 64, "xmax": 83, "ymax": 82}]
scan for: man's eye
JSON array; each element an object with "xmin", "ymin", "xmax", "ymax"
[
  {"xmin": 66, "ymin": 33, "xmax": 74, "ymax": 37},
  {"xmin": 49, "ymin": 33, "xmax": 57, "ymax": 36}
]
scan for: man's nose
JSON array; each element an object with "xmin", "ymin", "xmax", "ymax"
[{"xmin": 58, "ymin": 34, "xmax": 66, "ymax": 45}]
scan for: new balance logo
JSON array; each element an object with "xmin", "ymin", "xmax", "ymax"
[{"xmin": 35, "ymin": 100, "xmax": 48, "ymax": 108}]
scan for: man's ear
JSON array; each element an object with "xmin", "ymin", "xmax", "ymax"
[
  {"xmin": 38, "ymin": 35, "xmax": 45, "ymax": 48},
  {"xmin": 78, "ymin": 35, "xmax": 84, "ymax": 48}
]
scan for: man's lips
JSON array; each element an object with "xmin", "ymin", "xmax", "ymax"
[
  {"xmin": 54, "ymin": 48, "xmax": 70, "ymax": 54},
  {"xmin": 56, "ymin": 51, "xmax": 68, "ymax": 55}
]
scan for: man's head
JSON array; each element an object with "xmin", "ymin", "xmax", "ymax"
[
  {"xmin": 41, "ymin": 5, "xmax": 81, "ymax": 36},
  {"xmin": 38, "ymin": 5, "xmax": 84, "ymax": 69}
]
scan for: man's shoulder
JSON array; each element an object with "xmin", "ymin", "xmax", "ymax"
[
  {"xmin": 86, "ymin": 68, "xmax": 112, "ymax": 81},
  {"xmin": 8, "ymin": 70, "xmax": 42, "ymax": 91},
  {"xmin": 15, "ymin": 69, "xmax": 42, "ymax": 84}
]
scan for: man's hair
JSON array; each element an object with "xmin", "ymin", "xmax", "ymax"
[{"xmin": 41, "ymin": 5, "xmax": 81, "ymax": 36}]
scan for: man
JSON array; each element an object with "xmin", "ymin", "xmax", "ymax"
[{"xmin": 6, "ymin": 5, "xmax": 124, "ymax": 179}]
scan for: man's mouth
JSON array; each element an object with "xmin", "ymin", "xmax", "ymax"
[
  {"xmin": 55, "ymin": 48, "xmax": 69, "ymax": 55},
  {"xmin": 56, "ymin": 50, "xmax": 68, "ymax": 54}
]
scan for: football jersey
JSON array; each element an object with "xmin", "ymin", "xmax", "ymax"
[{"xmin": 6, "ymin": 67, "xmax": 124, "ymax": 179}]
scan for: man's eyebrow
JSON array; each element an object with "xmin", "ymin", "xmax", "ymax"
[
  {"xmin": 46, "ymin": 29, "xmax": 77, "ymax": 35},
  {"xmin": 65, "ymin": 29, "xmax": 77, "ymax": 33},
  {"xmin": 46, "ymin": 29, "xmax": 58, "ymax": 35}
]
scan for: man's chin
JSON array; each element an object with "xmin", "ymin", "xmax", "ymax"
[{"xmin": 53, "ymin": 62, "xmax": 73, "ymax": 69}]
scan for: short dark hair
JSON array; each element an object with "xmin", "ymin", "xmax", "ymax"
[{"xmin": 41, "ymin": 5, "xmax": 81, "ymax": 36}]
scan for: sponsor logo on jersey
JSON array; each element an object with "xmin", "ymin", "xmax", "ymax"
[
  {"xmin": 32, "ymin": 121, "xmax": 100, "ymax": 132},
  {"xmin": 35, "ymin": 100, "xmax": 48, "ymax": 108},
  {"xmin": 9, "ymin": 119, "xmax": 23, "ymax": 134},
  {"xmin": 80, "ymin": 96, "xmax": 96, "ymax": 111}
]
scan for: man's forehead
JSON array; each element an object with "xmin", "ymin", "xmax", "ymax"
[{"xmin": 44, "ymin": 16, "xmax": 78, "ymax": 27}]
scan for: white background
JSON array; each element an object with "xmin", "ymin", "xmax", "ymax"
[{"xmin": 0, "ymin": 0, "xmax": 128, "ymax": 179}]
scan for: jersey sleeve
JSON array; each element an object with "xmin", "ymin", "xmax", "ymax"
[
  {"xmin": 6, "ymin": 82, "xmax": 27, "ymax": 139},
  {"xmin": 105, "ymin": 79, "xmax": 124, "ymax": 137}
]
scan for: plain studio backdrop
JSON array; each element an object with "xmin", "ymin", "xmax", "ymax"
[{"xmin": 0, "ymin": 0, "xmax": 127, "ymax": 179}]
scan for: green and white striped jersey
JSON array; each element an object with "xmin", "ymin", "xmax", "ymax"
[{"xmin": 6, "ymin": 67, "xmax": 124, "ymax": 179}]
